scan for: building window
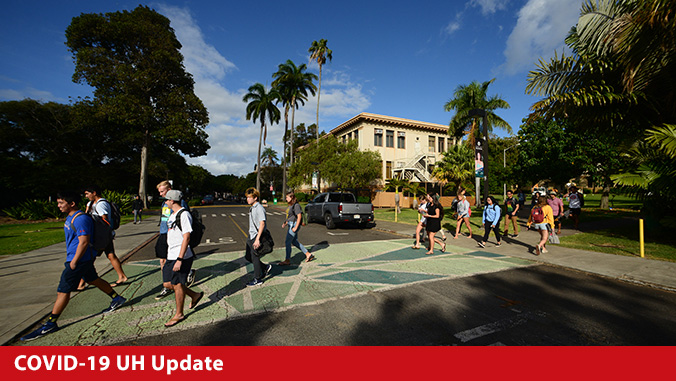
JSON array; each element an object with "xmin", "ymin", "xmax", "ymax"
[
  {"xmin": 342, "ymin": 135, "xmax": 347, "ymax": 144},
  {"xmin": 438, "ymin": 137, "xmax": 445, "ymax": 153},
  {"xmin": 374, "ymin": 129, "xmax": 383, "ymax": 146},
  {"xmin": 397, "ymin": 132, "xmax": 405, "ymax": 149},
  {"xmin": 354, "ymin": 129, "xmax": 359, "ymax": 144},
  {"xmin": 386, "ymin": 161, "xmax": 392, "ymax": 179},
  {"xmin": 429, "ymin": 136, "xmax": 435, "ymax": 152},
  {"xmin": 386, "ymin": 130, "xmax": 394, "ymax": 148}
]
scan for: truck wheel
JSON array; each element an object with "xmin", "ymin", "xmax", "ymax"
[{"xmin": 324, "ymin": 213, "xmax": 336, "ymax": 229}]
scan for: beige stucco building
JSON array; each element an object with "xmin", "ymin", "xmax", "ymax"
[{"xmin": 328, "ymin": 112, "xmax": 455, "ymax": 186}]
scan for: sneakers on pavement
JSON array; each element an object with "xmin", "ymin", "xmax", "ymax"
[
  {"xmin": 246, "ymin": 278, "xmax": 264, "ymax": 287},
  {"xmin": 513, "ymin": 234, "xmax": 519, "ymax": 238},
  {"xmin": 155, "ymin": 287, "xmax": 173, "ymax": 300},
  {"xmin": 187, "ymin": 269, "xmax": 197, "ymax": 287},
  {"xmin": 478, "ymin": 241, "xmax": 485, "ymax": 248},
  {"xmin": 103, "ymin": 295, "xmax": 126, "ymax": 313},
  {"xmin": 20, "ymin": 321, "xmax": 59, "ymax": 342},
  {"xmin": 263, "ymin": 264, "xmax": 272, "ymax": 278}
]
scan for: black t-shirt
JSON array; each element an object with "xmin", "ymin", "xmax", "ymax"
[{"xmin": 505, "ymin": 197, "xmax": 518, "ymax": 214}]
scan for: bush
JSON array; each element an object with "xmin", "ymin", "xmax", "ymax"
[
  {"xmin": 2, "ymin": 199, "xmax": 61, "ymax": 220},
  {"xmin": 188, "ymin": 198, "xmax": 201, "ymax": 207},
  {"xmin": 295, "ymin": 192, "xmax": 312, "ymax": 202},
  {"xmin": 101, "ymin": 190, "xmax": 134, "ymax": 215}
]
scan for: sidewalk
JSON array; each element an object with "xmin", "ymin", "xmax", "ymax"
[
  {"xmin": 0, "ymin": 218, "xmax": 159, "ymax": 345},
  {"xmin": 373, "ymin": 219, "xmax": 676, "ymax": 291}
]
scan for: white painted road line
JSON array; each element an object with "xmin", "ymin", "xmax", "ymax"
[{"xmin": 327, "ymin": 232, "xmax": 349, "ymax": 236}]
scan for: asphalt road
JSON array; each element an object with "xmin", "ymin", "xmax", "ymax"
[
  {"xmin": 115, "ymin": 263, "xmax": 676, "ymax": 346},
  {"xmin": 118, "ymin": 202, "xmax": 676, "ymax": 346}
]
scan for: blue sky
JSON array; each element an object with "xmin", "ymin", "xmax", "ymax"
[{"xmin": 0, "ymin": 0, "xmax": 583, "ymax": 176}]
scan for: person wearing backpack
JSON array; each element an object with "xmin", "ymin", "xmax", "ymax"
[
  {"xmin": 20, "ymin": 191, "xmax": 126, "ymax": 341},
  {"xmin": 567, "ymin": 186, "xmax": 583, "ymax": 230},
  {"xmin": 155, "ymin": 181, "xmax": 196, "ymax": 300},
  {"xmin": 83, "ymin": 185, "xmax": 127, "ymax": 288},
  {"xmin": 479, "ymin": 196, "xmax": 502, "ymax": 248},
  {"xmin": 527, "ymin": 196, "xmax": 555, "ymax": 255},
  {"xmin": 503, "ymin": 190, "xmax": 520, "ymax": 238},
  {"xmin": 162, "ymin": 190, "xmax": 204, "ymax": 327},
  {"xmin": 279, "ymin": 191, "xmax": 315, "ymax": 266}
]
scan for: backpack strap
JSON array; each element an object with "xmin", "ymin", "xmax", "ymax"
[{"xmin": 174, "ymin": 209, "xmax": 186, "ymax": 232}]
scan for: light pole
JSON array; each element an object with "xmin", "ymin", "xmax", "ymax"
[
  {"xmin": 503, "ymin": 143, "xmax": 520, "ymax": 200},
  {"xmin": 468, "ymin": 109, "xmax": 489, "ymax": 204}
]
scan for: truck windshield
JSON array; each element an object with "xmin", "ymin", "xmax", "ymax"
[{"xmin": 328, "ymin": 193, "xmax": 356, "ymax": 203}]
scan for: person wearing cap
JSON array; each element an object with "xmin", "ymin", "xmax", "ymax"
[
  {"xmin": 547, "ymin": 190, "xmax": 564, "ymax": 234},
  {"xmin": 162, "ymin": 189, "xmax": 204, "ymax": 327},
  {"xmin": 155, "ymin": 180, "xmax": 195, "ymax": 300}
]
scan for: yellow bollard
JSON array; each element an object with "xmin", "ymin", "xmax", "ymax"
[{"xmin": 639, "ymin": 219, "xmax": 645, "ymax": 258}]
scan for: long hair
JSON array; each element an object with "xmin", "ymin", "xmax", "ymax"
[{"xmin": 286, "ymin": 190, "xmax": 297, "ymax": 205}]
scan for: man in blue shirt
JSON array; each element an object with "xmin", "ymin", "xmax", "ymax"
[{"xmin": 20, "ymin": 191, "xmax": 126, "ymax": 342}]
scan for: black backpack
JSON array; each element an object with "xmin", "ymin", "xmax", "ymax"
[
  {"xmin": 174, "ymin": 207, "xmax": 205, "ymax": 249},
  {"xmin": 578, "ymin": 192, "xmax": 585, "ymax": 207},
  {"xmin": 71, "ymin": 211, "xmax": 112, "ymax": 253},
  {"xmin": 94, "ymin": 199, "xmax": 121, "ymax": 230}
]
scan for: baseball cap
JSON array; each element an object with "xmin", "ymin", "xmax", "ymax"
[{"xmin": 164, "ymin": 190, "xmax": 183, "ymax": 201}]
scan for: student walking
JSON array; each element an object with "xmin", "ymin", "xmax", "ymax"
[
  {"xmin": 422, "ymin": 192, "xmax": 446, "ymax": 255},
  {"xmin": 547, "ymin": 191, "xmax": 564, "ymax": 234},
  {"xmin": 84, "ymin": 185, "xmax": 127, "ymax": 287},
  {"xmin": 567, "ymin": 186, "xmax": 583, "ymax": 230},
  {"xmin": 155, "ymin": 181, "xmax": 195, "ymax": 300},
  {"xmin": 503, "ymin": 190, "xmax": 520, "ymax": 237},
  {"xmin": 20, "ymin": 191, "xmax": 126, "ymax": 341},
  {"xmin": 478, "ymin": 196, "xmax": 502, "ymax": 248},
  {"xmin": 162, "ymin": 190, "xmax": 203, "ymax": 327},
  {"xmin": 244, "ymin": 187, "xmax": 272, "ymax": 286},
  {"xmin": 412, "ymin": 195, "xmax": 428, "ymax": 249},
  {"xmin": 528, "ymin": 196, "xmax": 555, "ymax": 255},
  {"xmin": 279, "ymin": 191, "xmax": 315, "ymax": 265},
  {"xmin": 454, "ymin": 193, "xmax": 472, "ymax": 239},
  {"xmin": 132, "ymin": 194, "xmax": 143, "ymax": 224}
]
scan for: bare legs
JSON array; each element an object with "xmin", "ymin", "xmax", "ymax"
[{"xmin": 454, "ymin": 217, "xmax": 472, "ymax": 238}]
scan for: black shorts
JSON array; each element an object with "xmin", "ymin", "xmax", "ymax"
[
  {"xmin": 155, "ymin": 233, "xmax": 168, "ymax": 259},
  {"xmin": 162, "ymin": 257, "xmax": 194, "ymax": 285},
  {"xmin": 101, "ymin": 239, "xmax": 115, "ymax": 255},
  {"xmin": 570, "ymin": 208, "xmax": 581, "ymax": 216},
  {"xmin": 58, "ymin": 260, "xmax": 99, "ymax": 293}
]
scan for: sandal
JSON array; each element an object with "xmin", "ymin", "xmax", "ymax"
[
  {"xmin": 189, "ymin": 291, "xmax": 204, "ymax": 309},
  {"xmin": 425, "ymin": 251, "xmax": 434, "ymax": 255},
  {"xmin": 164, "ymin": 316, "xmax": 185, "ymax": 327},
  {"xmin": 305, "ymin": 254, "xmax": 316, "ymax": 263},
  {"xmin": 441, "ymin": 242, "xmax": 446, "ymax": 252},
  {"xmin": 412, "ymin": 245, "xmax": 420, "ymax": 249}
]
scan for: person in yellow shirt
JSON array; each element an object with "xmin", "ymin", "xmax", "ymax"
[{"xmin": 527, "ymin": 196, "xmax": 554, "ymax": 256}]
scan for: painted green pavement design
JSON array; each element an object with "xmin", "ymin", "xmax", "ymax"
[{"xmin": 19, "ymin": 239, "xmax": 535, "ymax": 346}]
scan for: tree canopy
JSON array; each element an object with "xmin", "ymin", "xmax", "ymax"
[{"xmin": 65, "ymin": 5, "xmax": 209, "ymax": 206}]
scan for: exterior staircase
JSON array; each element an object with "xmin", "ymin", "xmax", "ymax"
[{"xmin": 394, "ymin": 153, "xmax": 434, "ymax": 182}]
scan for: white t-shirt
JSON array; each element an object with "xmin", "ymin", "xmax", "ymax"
[
  {"xmin": 91, "ymin": 198, "xmax": 115, "ymax": 236},
  {"xmin": 167, "ymin": 208, "xmax": 194, "ymax": 260}
]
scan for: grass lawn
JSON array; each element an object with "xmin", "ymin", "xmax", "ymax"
[
  {"xmin": 0, "ymin": 215, "xmax": 136, "ymax": 256},
  {"xmin": 559, "ymin": 223, "xmax": 676, "ymax": 262}
]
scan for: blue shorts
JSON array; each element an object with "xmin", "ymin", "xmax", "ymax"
[
  {"xmin": 162, "ymin": 257, "xmax": 194, "ymax": 285},
  {"xmin": 58, "ymin": 260, "xmax": 99, "ymax": 293}
]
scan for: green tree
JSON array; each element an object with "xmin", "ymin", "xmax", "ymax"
[
  {"xmin": 261, "ymin": 147, "xmax": 279, "ymax": 168},
  {"xmin": 289, "ymin": 136, "xmax": 381, "ymax": 190},
  {"xmin": 308, "ymin": 39, "xmax": 332, "ymax": 143},
  {"xmin": 432, "ymin": 144, "xmax": 474, "ymax": 197},
  {"xmin": 444, "ymin": 79, "xmax": 512, "ymax": 147},
  {"xmin": 65, "ymin": 5, "xmax": 210, "ymax": 208},
  {"xmin": 243, "ymin": 83, "xmax": 281, "ymax": 191}
]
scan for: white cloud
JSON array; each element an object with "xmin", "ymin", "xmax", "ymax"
[
  {"xmin": 501, "ymin": 0, "xmax": 580, "ymax": 75},
  {"xmin": 0, "ymin": 87, "xmax": 61, "ymax": 102},
  {"xmin": 157, "ymin": 4, "xmax": 370, "ymax": 176},
  {"xmin": 443, "ymin": 12, "xmax": 463, "ymax": 36},
  {"xmin": 470, "ymin": 0, "xmax": 510, "ymax": 15}
]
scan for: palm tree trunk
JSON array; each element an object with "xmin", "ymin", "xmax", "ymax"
[
  {"xmin": 290, "ymin": 96, "xmax": 296, "ymax": 165},
  {"xmin": 316, "ymin": 63, "xmax": 322, "ymax": 144},
  {"xmin": 138, "ymin": 128, "xmax": 149, "ymax": 209},
  {"xmin": 256, "ymin": 122, "xmax": 264, "ymax": 191},
  {"xmin": 282, "ymin": 106, "xmax": 289, "ymax": 196}
]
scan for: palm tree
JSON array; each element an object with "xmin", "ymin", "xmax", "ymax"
[
  {"xmin": 308, "ymin": 39, "xmax": 332, "ymax": 143},
  {"xmin": 385, "ymin": 177, "xmax": 410, "ymax": 220},
  {"xmin": 432, "ymin": 144, "xmax": 474, "ymax": 197},
  {"xmin": 272, "ymin": 60, "xmax": 317, "ymax": 165},
  {"xmin": 444, "ymin": 79, "xmax": 512, "ymax": 147},
  {"xmin": 243, "ymin": 83, "xmax": 281, "ymax": 191},
  {"xmin": 405, "ymin": 182, "xmax": 425, "ymax": 211},
  {"xmin": 261, "ymin": 147, "xmax": 279, "ymax": 168}
]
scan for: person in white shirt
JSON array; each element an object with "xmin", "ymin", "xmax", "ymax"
[{"xmin": 162, "ymin": 189, "xmax": 204, "ymax": 327}]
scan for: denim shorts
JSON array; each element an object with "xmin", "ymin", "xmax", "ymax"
[{"xmin": 532, "ymin": 223, "xmax": 549, "ymax": 231}]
